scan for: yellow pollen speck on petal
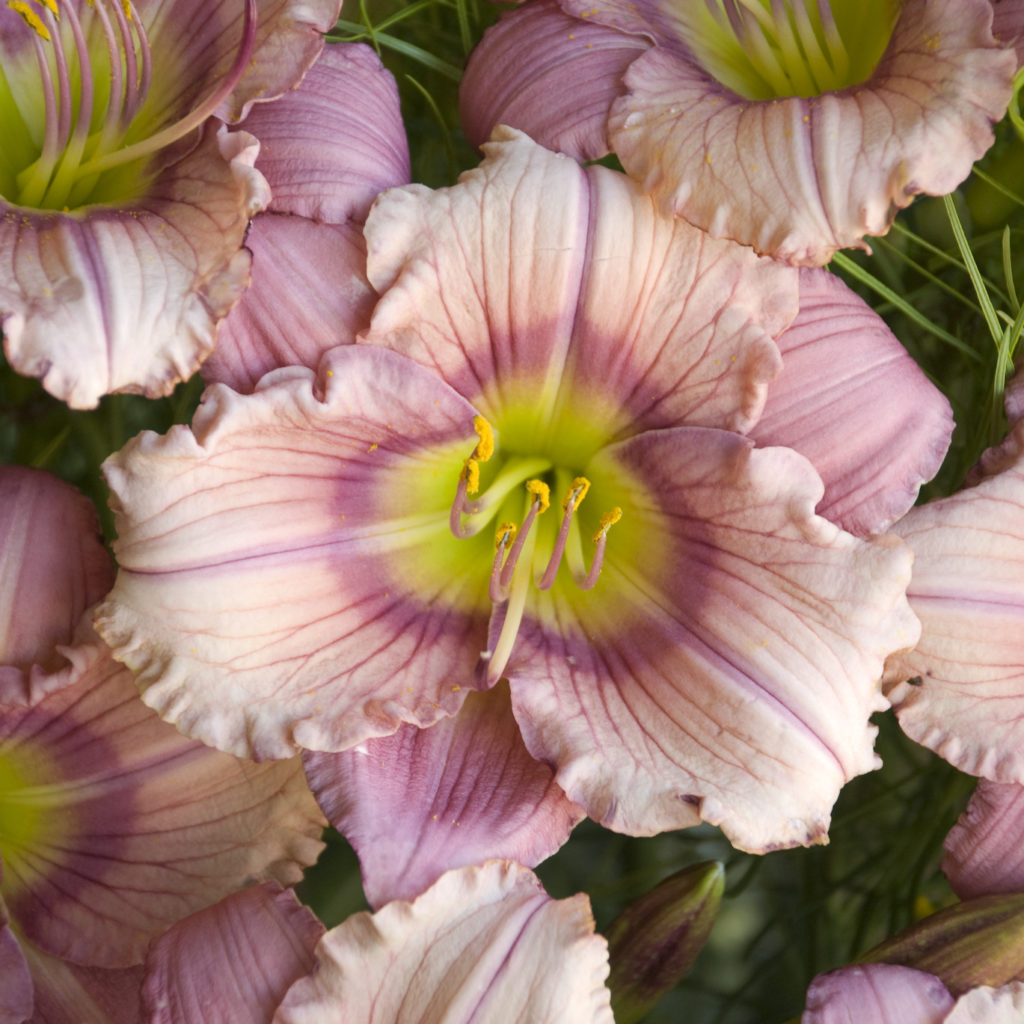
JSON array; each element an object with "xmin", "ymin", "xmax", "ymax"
[
  {"xmin": 368, "ymin": 443, "xmax": 378, "ymax": 453},
  {"xmin": 496, "ymin": 521, "xmax": 517, "ymax": 548},
  {"xmin": 462, "ymin": 457, "xmax": 481, "ymax": 495},
  {"xmin": 472, "ymin": 416, "xmax": 494, "ymax": 461},
  {"xmin": 451, "ymin": 685, "xmax": 461, "ymax": 692},
  {"xmin": 594, "ymin": 507, "xmax": 622, "ymax": 541},
  {"xmin": 563, "ymin": 476, "xmax": 591, "ymax": 512},
  {"xmin": 526, "ymin": 479, "xmax": 551, "ymax": 513},
  {"xmin": 7, "ymin": 1, "xmax": 50, "ymax": 40},
  {"xmin": 326, "ymin": 370, "xmax": 334, "ymax": 377}
]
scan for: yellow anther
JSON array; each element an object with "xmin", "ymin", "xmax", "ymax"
[
  {"xmin": 121, "ymin": 0, "xmax": 132, "ymax": 18},
  {"xmin": 472, "ymin": 416, "xmax": 494, "ymax": 462},
  {"xmin": 461, "ymin": 458, "xmax": 481, "ymax": 496},
  {"xmin": 526, "ymin": 479, "xmax": 551, "ymax": 514},
  {"xmin": 7, "ymin": 0, "xmax": 50, "ymax": 39},
  {"xmin": 562, "ymin": 476, "xmax": 590, "ymax": 512},
  {"xmin": 37, "ymin": 0, "xmax": 58, "ymax": 16},
  {"xmin": 495, "ymin": 522, "xmax": 517, "ymax": 549},
  {"xmin": 593, "ymin": 507, "xmax": 622, "ymax": 541}
]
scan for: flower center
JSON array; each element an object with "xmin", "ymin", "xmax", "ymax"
[
  {"xmin": 449, "ymin": 416, "xmax": 622, "ymax": 683},
  {"xmin": 680, "ymin": 0, "xmax": 903, "ymax": 100},
  {"xmin": 1, "ymin": 0, "xmax": 256, "ymax": 211}
]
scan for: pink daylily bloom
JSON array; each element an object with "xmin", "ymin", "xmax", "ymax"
[
  {"xmin": 0, "ymin": 467, "xmax": 113, "ymax": 705},
  {"xmin": 303, "ymin": 683, "xmax": 584, "ymax": 907},
  {"xmin": 802, "ymin": 964, "xmax": 1024, "ymax": 1024},
  {"xmin": 0, "ymin": 0, "xmax": 340, "ymax": 408},
  {"xmin": 0, "ymin": 627, "xmax": 325, "ymax": 975},
  {"xmin": 461, "ymin": 0, "xmax": 1016, "ymax": 265},
  {"xmin": 272, "ymin": 861, "xmax": 614, "ymax": 1024},
  {"xmin": 143, "ymin": 883, "xmax": 324, "ymax": 1024},
  {"xmin": 95, "ymin": 130, "xmax": 918, "ymax": 851},
  {"xmin": 202, "ymin": 42, "xmax": 411, "ymax": 394},
  {"xmin": 883, "ymin": 417, "xmax": 1024, "ymax": 782},
  {"xmin": 751, "ymin": 267, "xmax": 953, "ymax": 537}
]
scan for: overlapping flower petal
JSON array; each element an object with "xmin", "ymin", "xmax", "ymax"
[
  {"xmin": 751, "ymin": 268, "xmax": 953, "ymax": 536},
  {"xmin": 0, "ymin": 467, "xmax": 113, "ymax": 704},
  {"xmin": 304, "ymin": 683, "xmax": 584, "ymax": 906},
  {"xmin": 273, "ymin": 862, "xmax": 614, "ymax": 1024},
  {"xmin": 884, "ymin": 419, "xmax": 1024, "ymax": 781},
  {"xmin": 203, "ymin": 43, "xmax": 410, "ymax": 393},
  {"xmin": 143, "ymin": 883, "xmax": 324, "ymax": 1024}
]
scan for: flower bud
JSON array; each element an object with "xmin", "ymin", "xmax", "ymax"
[{"xmin": 606, "ymin": 860, "xmax": 725, "ymax": 1024}]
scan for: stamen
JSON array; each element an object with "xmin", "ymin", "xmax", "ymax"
[
  {"xmin": 6, "ymin": 0, "xmax": 50, "ymax": 39},
  {"xmin": 537, "ymin": 477, "xmax": 590, "ymax": 590},
  {"xmin": 580, "ymin": 508, "xmax": 622, "ymax": 591},
  {"xmin": 70, "ymin": 0, "xmax": 256, "ymax": 182},
  {"xmin": 498, "ymin": 480, "xmax": 549, "ymax": 590}
]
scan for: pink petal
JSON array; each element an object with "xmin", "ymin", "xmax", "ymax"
[
  {"xmin": 884, "ymin": 421, "xmax": 1024, "ymax": 781},
  {"xmin": 16, "ymin": 937, "xmax": 144, "ymax": 1024},
  {"xmin": 273, "ymin": 862, "xmax": 614, "ymax": 1024},
  {"xmin": 143, "ymin": 883, "xmax": 324, "ymax": 1024},
  {"xmin": 943, "ymin": 779, "xmax": 1024, "ymax": 898},
  {"xmin": 96, "ymin": 346, "xmax": 490, "ymax": 760},
  {"xmin": 0, "ymin": 468, "xmax": 113, "ymax": 705},
  {"xmin": 138, "ymin": 0, "xmax": 341, "ymax": 125},
  {"xmin": 0, "ymin": 632, "xmax": 324, "ymax": 967},
  {"xmin": 750, "ymin": 267, "xmax": 953, "ymax": 536},
  {"xmin": 202, "ymin": 218, "xmax": 375, "ymax": 393},
  {"xmin": 459, "ymin": 0, "xmax": 648, "ymax": 159},
  {"xmin": 1, "ymin": 125, "xmax": 267, "ymax": 408},
  {"xmin": 802, "ymin": 964, "xmax": 954, "ymax": 1024},
  {"xmin": 303, "ymin": 683, "xmax": 584, "ymax": 907},
  {"xmin": 239, "ymin": 42, "xmax": 410, "ymax": 223},
  {"xmin": 365, "ymin": 127, "xmax": 795, "ymax": 437},
  {"xmin": 607, "ymin": 0, "xmax": 1016, "ymax": 264},
  {"xmin": 504, "ymin": 428, "xmax": 916, "ymax": 848}
]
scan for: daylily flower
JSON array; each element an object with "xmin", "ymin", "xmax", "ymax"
[
  {"xmin": 95, "ymin": 129, "xmax": 919, "ymax": 854},
  {"xmin": 274, "ymin": 861, "xmax": 614, "ymax": 1024},
  {"xmin": 0, "ymin": 0, "xmax": 341, "ymax": 408},
  {"xmin": 461, "ymin": 0, "xmax": 1017, "ymax": 265},
  {"xmin": 883, "ymin": 408, "xmax": 1024, "ymax": 782},
  {"xmin": 803, "ymin": 965, "xmax": 1024, "ymax": 1023},
  {"xmin": 201, "ymin": 41, "xmax": 411, "ymax": 393},
  {"xmin": 0, "ymin": 468, "xmax": 326, "ymax": 1016}
]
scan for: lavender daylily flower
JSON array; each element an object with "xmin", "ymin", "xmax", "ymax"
[
  {"xmin": 0, "ymin": 0, "xmax": 340, "ymax": 408},
  {"xmin": 95, "ymin": 130, "xmax": 919, "ymax": 854},
  {"xmin": 461, "ymin": 0, "xmax": 1017, "ymax": 265}
]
